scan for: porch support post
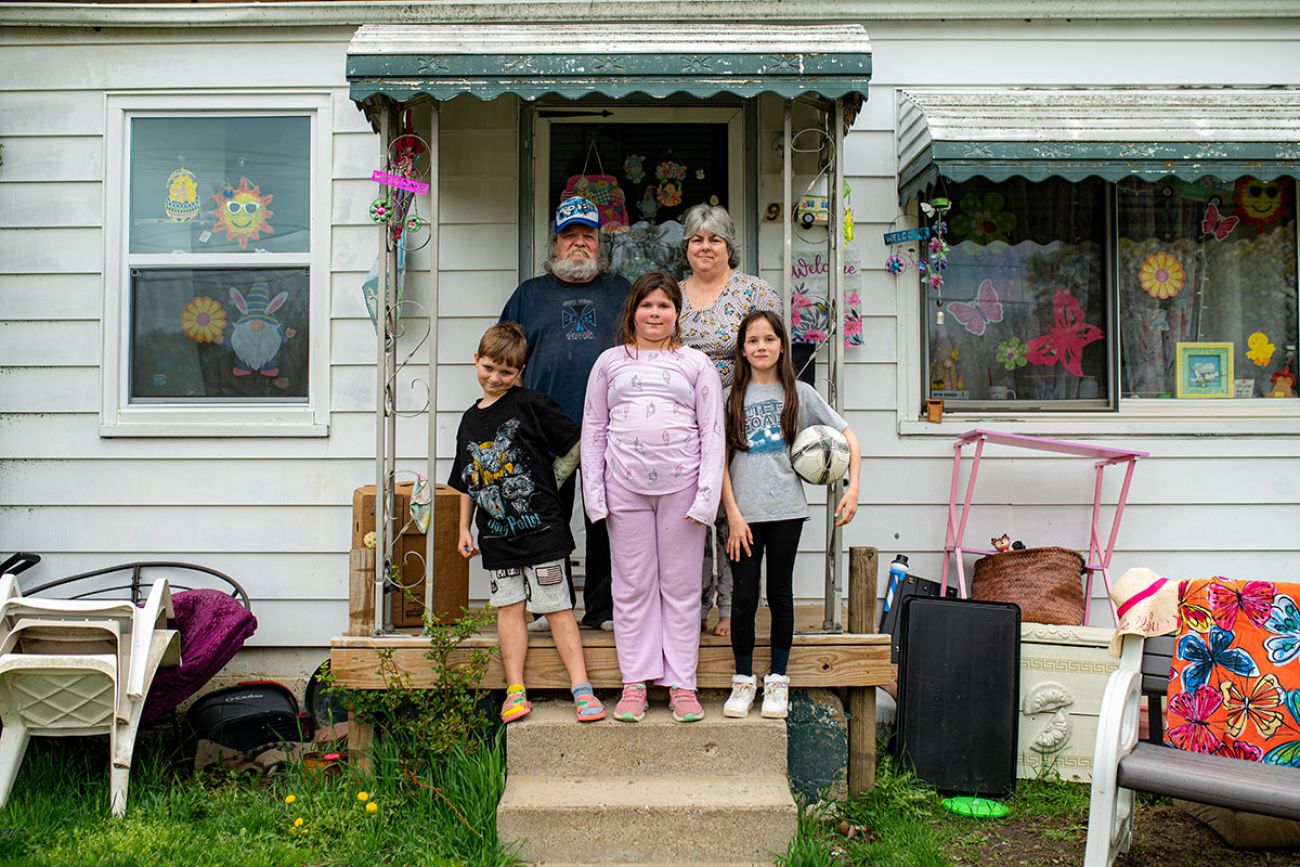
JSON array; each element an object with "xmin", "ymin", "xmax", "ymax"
[
  {"xmin": 424, "ymin": 103, "xmax": 441, "ymax": 620},
  {"xmin": 373, "ymin": 102, "xmax": 394, "ymax": 635},
  {"xmin": 781, "ymin": 100, "xmax": 793, "ymax": 336},
  {"xmin": 847, "ymin": 546, "xmax": 879, "ymax": 794}
]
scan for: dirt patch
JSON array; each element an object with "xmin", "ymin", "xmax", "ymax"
[{"xmin": 944, "ymin": 802, "xmax": 1300, "ymax": 866}]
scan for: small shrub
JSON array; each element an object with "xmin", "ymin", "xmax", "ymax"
[{"xmin": 318, "ymin": 602, "xmax": 497, "ymax": 762}]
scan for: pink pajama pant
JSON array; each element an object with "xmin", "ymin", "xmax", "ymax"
[{"xmin": 604, "ymin": 476, "xmax": 707, "ymax": 691}]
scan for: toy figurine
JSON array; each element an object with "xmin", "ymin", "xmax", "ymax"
[
  {"xmin": 1267, "ymin": 364, "xmax": 1297, "ymax": 398},
  {"xmin": 992, "ymin": 534, "xmax": 1011, "ymax": 553}
]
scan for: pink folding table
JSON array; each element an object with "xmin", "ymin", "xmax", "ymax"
[{"xmin": 940, "ymin": 429, "xmax": 1148, "ymax": 625}]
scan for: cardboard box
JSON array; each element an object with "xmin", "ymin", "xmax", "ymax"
[{"xmin": 350, "ymin": 483, "xmax": 468, "ymax": 629}]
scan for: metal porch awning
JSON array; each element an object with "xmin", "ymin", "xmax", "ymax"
[
  {"xmin": 347, "ymin": 22, "xmax": 870, "ymax": 110},
  {"xmin": 897, "ymin": 88, "xmax": 1300, "ymax": 202}
]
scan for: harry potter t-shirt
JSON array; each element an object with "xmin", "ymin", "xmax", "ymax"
[
  {"xmin": 724, "ymin": 380, "xmax": 847, "ymax": 523},
  {"xmin": 448, "ymin": 387, "xmax": 580, "ymax": 570}
]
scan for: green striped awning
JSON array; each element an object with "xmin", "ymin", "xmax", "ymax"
[
  {"xmin": 347, "ymin": 23, "xmax": 870, "ymax": 105},
  {"xmin": 898, "ymin": 88, "xmax": 1300, "ymax": 202}
]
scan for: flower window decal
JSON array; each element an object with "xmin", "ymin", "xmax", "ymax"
[{"xmin": 950, "ymin": 192, "xmax": 1017, "ymax": 244}]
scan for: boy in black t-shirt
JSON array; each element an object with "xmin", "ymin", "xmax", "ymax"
[{"xmin": 449, "ymin": 323, "xmax": 605, "ymax": 724}]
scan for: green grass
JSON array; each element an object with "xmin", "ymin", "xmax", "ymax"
[
  {"xmin": 780, "ymin": 752, "xmax": 1095, "ymax": 866},
  {"xmin": 0, "ymin": 732, "xmax": 517, "ymax": 867},
  {"xmin": 0, "ymin": 732, "xmax": 1098, "ymax": 866}
]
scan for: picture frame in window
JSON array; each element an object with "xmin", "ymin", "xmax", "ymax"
[{"xmin": 1175, "ymin": 342, "xmax": 1234, "ymax": 399}]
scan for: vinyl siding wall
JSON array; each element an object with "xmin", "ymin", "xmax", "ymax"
[{"xmin": 1, "ymin": 16, "xmax": 1298, "ymax": 665}]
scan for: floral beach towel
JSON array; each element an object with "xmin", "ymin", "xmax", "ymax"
[{"xmin": 1165, "ymin": 578, "xmax": 1300, "ymax": 766}]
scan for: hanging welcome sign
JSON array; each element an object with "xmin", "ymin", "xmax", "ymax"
[
  {"xmin": 790, "ymin": 249, "xmax": 864, "ymax": 347},
  {"xmin": 371, "ymin": 169, "xmax": 429, "ymax": 195}
]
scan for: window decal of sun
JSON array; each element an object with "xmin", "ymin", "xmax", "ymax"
[
  {"xmin": 211, "ymin": 177, "xmax": 275, "ymax": 249},
  {"xmin": 1231, "ymin": 176, "xmax": 1293, "ymax": 231}
]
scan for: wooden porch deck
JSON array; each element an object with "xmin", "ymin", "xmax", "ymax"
[
  {"xmin": 330, "ymin": 547, "xmax": 890, "ymax": 792},
  {"xmin": 329, "ymin": 606, "xmax": 893, "ymax": 690}
]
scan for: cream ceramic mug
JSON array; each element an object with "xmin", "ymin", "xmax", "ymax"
[{"xmin": 988, "ymin": 386, "xmax": 1017, "ymax": 400}]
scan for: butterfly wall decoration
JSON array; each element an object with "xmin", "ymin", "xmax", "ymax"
[
  {"xmin": 1202, "ymin": 202, "xmax": 1240, "ymax": 241},
  {"xmin": 946, "ymin": 279, "xmax": 1004, "ymax": 336},
  {"xmin": 1025, "ymin": 288, "xmax": 1104, "ymax": 378}
]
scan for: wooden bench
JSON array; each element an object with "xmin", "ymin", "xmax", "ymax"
[{"xmin": 1084, "ymin": 634, "xmax": 1300, "ymax": 866}]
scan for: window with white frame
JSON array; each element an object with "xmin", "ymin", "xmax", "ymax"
[
  {"xmin": 923, "ymin": 175, "xmax": 1298, "ymax": 410},
  {"xmin": 102, "ymin": 96, "xmax": 330, "ymax": 436}
]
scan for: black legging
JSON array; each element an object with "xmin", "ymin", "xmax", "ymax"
[{"xmin": 731, "ymin": 518, "xmax": 803, "ymax": 669}]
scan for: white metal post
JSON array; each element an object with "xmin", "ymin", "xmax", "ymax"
[
  {"xmin": 424, "ymin": 103, "xmax": 441, "ymax": 622},
  {"xmin": 823, "ymin": 98, "xmax": 846, "ymax": 632},
  {"xmin": 782, "ymin": 101, "xmax": 793, "ymax": 336},
  {"xmin": 373, "ymin": 104, "xmax": 393, "ymax": 634}
]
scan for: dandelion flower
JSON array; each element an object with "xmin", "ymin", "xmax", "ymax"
[
  {"xmin": 366, "ymin": 802, "xmax": 378, "ymax": 814},
  {"xmin": 284, "ymin": 794, "xmax": 296, "ymax": 805},
  {"xmin": 356, "ymin": 791, "xmax": 369, "ymax": 802},
  {"xmin": 293, "ymin": 817, "xmax": 304, "ymax": 828}
]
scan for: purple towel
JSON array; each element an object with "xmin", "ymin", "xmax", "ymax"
[{"xmin": 143, "ymin": 589, "xmax": 258, "ymax": 725}]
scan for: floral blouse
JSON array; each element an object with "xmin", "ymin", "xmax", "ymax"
[{"xmin": 680, "ymin": 271, "xmax": 782, "ymax": 387}]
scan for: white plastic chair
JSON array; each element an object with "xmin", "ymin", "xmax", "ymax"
[{"xmin": 0, "ymin": 574, "xmax": 179, "ymax": 816}]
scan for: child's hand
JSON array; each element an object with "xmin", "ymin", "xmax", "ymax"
[
  {"xmin": 834, "ymin": 487, "xmax": 859, "ymax": 527},
  {"xmin": 458, "ymin": 528, "xmax": 479, "ymax": 559},
  {"xmin": 726, "ymin": 516, "xmax": 753, "ymax": 561}
]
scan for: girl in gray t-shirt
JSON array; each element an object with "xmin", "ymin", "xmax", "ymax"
[{"xmin": 718, "ymin": 311, "xmax": 861, "ymax": 719}]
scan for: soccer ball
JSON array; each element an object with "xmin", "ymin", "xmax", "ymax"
[{"xmin": 790, "ymin": 425, "xmax": 851, "ymax": 485}]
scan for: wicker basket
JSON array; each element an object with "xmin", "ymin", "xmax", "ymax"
[{"xmin": 970, "ymin": 546, "xmax": 1086, "ymax": 625}]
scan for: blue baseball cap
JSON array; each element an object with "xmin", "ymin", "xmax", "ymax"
[{"xmin": 554, "ymin": 196, "xmax": 600, "ymax": 233}]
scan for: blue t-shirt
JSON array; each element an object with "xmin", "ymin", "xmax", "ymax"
[{"xmin": 499, "ymin": 272, "xmax": 630, "ymax": 423}]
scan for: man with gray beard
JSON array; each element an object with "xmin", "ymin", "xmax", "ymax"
[{"xmin": 500, "ymin": 197, "xmax": 629, "ymax": 631}]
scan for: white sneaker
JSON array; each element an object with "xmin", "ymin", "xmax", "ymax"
[
  {"xmin": 599, "ymin": 619, "xmax": 614, "ymax": 632},
  {"xmin": 761, "ymin": 673, "xmax": 790, "ymax": 719},
  {"xmin": 526, "ymin": 615, "xmax": 551, "ymax": 632},
  {"xmin": 723, "ymin": 674, "xmax": 757, "ymax": 718}
]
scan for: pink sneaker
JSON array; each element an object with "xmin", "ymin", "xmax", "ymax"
[
  {"xmin": 613, "ymin": 683, "xmax": 648, "ymax": 722},
  {"xmin": 668, "ymin": 686, "xmax": 704, "ymax": 723}
]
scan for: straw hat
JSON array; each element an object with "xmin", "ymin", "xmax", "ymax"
[{"xmin": 1108, "ymin": 567, "xmax": 1179, "ymax": 657}]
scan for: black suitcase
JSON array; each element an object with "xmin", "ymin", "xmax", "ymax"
[
  {"xmin": 879, "ymin": 573, "xmax": 959, "ymax": 663},
  {"xmin": 893, "ymin": 596, "xmax": 1020, "ymax": 797},
  {"xmin": 186, "ymin": 681, "xmax": 313, "ymax": 750}
]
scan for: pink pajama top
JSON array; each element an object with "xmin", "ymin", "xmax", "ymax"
[{"xmin": 581, "ymin": 344, "xmax": 725, "ymax": 525}]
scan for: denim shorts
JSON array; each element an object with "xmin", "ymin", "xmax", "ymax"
[{"xmin": 488, "ymin": 558, "xmax": 571, "ymax": 614}]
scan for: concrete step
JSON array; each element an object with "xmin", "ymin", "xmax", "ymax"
[
  {"xmin": 507, "ymin": 699, "xmax": 788, "ymax": 778},
  {"xmin": 497, "ymin": 774, "xmax": 797, "ymax": 864}
]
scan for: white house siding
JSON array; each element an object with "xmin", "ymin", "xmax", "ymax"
[{"xmin": 1, "ymin": 12, "xmax": 1298, "ymax": 677}]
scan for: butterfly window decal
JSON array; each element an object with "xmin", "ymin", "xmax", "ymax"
[
  {"xmin": 1025, "ymin": 288, "xmax": 1105, "ymax": 378},
  {"xmin": 946, "ymin": 279, "xmax": 1004, "ymax": 337},
  {"xmin": 1202, "ymin": 202, "xmax": 1240, "ymax": 241}
]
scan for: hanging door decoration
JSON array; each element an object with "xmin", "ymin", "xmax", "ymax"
[
  {"xmin": 562, "ymin": 140, "xmax": 628, "ymax": 233},
  {"xmin": 789, "ymin": 248, "xmax": 864, "ymax": 347}
]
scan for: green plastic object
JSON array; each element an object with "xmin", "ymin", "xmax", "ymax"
[{"xmin": 942, "ymin": 796, "xmax": 1010, "ymax": 818}]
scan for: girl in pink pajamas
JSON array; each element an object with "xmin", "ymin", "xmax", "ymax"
[{"xmin": 582, "ymin": 271, "xmax": 725, "ymax": 723}]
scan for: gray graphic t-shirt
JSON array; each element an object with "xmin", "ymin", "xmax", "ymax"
[{"xmin": 725, "ymin": 380, "xmax": 847, "ymax": 523}]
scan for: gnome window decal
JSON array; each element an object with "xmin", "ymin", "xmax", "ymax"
[
  {"xmin": 229, "ymin": 280, "xmax": 296, "ymax": 377},
  {"xmin": 212, "ymin": 177, "xmax": 275, "ymax": 249}
]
